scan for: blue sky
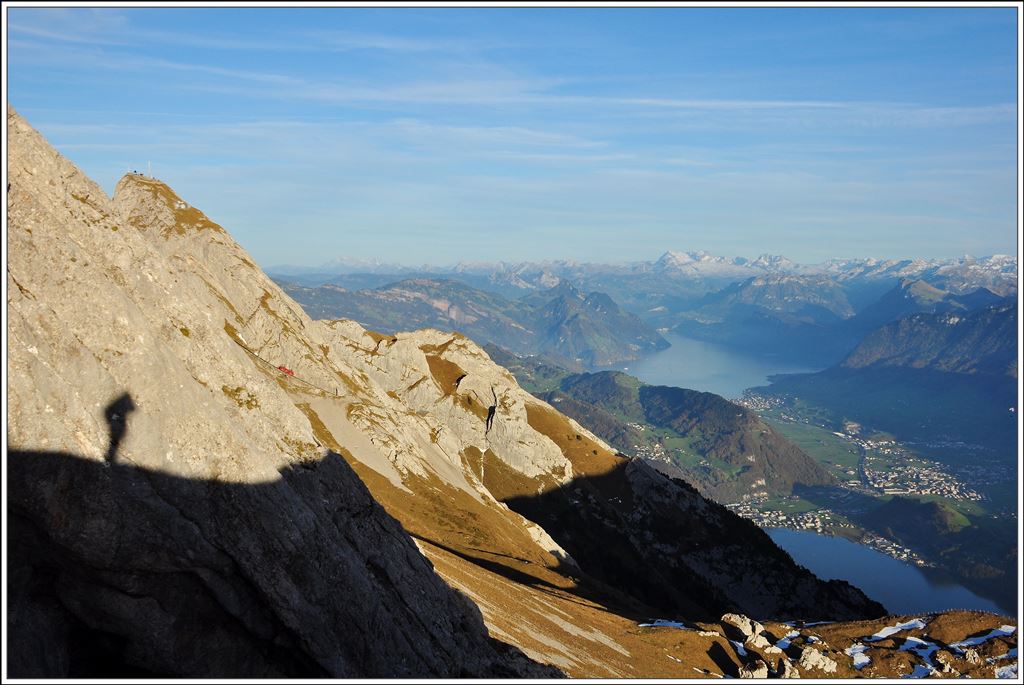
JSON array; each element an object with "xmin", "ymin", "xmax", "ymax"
[{"xmin": 6, "ymin": 6, "xmax": 1019, "ymax": 267}]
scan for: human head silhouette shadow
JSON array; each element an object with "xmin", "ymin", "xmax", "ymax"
[{"xmin": 103, "ymin": 393, "xmax": 136, "ymax": 463}]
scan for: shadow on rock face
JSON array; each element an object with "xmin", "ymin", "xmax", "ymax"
[
  {"xmin": 7, "ymin": 392, "xmax": 561, "ymax": 679},
  {"xmin": 501, "ymin": 459, "xmax": 887, "ymax": 622},
  {"xmin": 706, "ymin": 641, "xmax": 739, "ymax": 678}
]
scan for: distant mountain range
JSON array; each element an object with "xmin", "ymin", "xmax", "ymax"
[
  {"xmin": 271, "ymin": 251, "xmax": 1016, "ymax": 370},
  {"xmin": 758, "ymin": 300, "xmax": 1018, "ymax": 453},
  {"xmin": 700, "ymin": 274, "xmax": 856, "ymax": 320},
  {"xmin": 270, "ymin": 251, "xmax": 1018, "ymax": 297},
  {"xmin": 277, "ymin": 278, "xmax": 668, "ymax": 369},
  {"xmin": 660, "ymin": 276, "xmax": 1011, "ymax": 366},
  {"xmin": 842, "ymin": 299, "xmax": 1017, "ymax": 378},
  {"xmin": 845, "ymin": 279, "xmax": 1005, "ymax": 337},
  {"xmin": 821, "ymin": 254, "xmax": 1018, "ymax": 296},
  {"xmin": 663, "ymin": 274, "xmax": 857, "ymax": 365}
]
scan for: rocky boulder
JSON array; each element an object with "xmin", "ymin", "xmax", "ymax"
[
  {"xmin": 775, "ymin": 657, "xmax": 801, "ymax": 678},
  {"xmin": 722, "ymin": 613, "xmax": 765, "ymax": 640},
  {"xmin": 797, "ymin": 646, "xmax": 838, "ymax": 674},
  {"xmin": 738, "ymin": 658, "xmax": 769, "ymax": 678}
]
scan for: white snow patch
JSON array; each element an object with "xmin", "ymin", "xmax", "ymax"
[
  {"xmin": 950, "ymin": 624, "xmax": 1016, "ymax": 649},
  {"xmin": 845, "ymin": 643, "xmax": 871, "ymax": 669},
  {"xmin": 902, "ymin": 663, "xmax": 937, "ymax": 678},
  {"xmin": 776, "ymin": 630, "xmax": 800, "ymax": 650},
  {"xmin": 995, "ymin": 662, "xmax": 1018, "ymax": 679},
  {"xmin": 899, "ymin": 635, "xmax": 940, "ymax": 671},
  {"xmin": 900, "ymin": 636, "xmax": 936, "ymax": 654},
  {"xmin": 639, "ymin": 619, "xmax": 689, "ymax": 629},
  {"xmin": 865, "ymin": 617, "xmax": 928, "ymax": 642},
  {"xmin": 729, "ymin": 640, "xmax": 748, "ymax": 657}
]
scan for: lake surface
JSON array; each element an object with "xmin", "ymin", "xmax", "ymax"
[
  {"xmin": 617, "ymin": 332, "xmax": 820, "ymax": 398},
  {"xmin": 767, "ymin": 528, "xmax": 1010, "ymax": 616},
  {"xmin": 626, "ymin": 334, "xmax": 1014, "ymax": 617}
]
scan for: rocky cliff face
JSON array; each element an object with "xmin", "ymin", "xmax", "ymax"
[{"xmin": 10, "ymin": 107, "xmax": 1011, "ymax": 679}]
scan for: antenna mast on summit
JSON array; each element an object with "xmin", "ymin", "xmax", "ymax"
[{"xmin": 148, "ymin": 161, "xmax": 152, "ymax": 177}]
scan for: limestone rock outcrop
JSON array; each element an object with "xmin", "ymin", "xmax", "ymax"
[
  {"xmin": 738, "ymin": 658, "xmax": 769, "ymax": 678},
  {"xmin": 722, "ymin": 613, "xmax": 765, "ymax": 640},
  {"xmin": 776, "ymin": 657, "xmax": 801, "ymax": 678},
  {"xmin": 798, "ymin": 646, "xmax": 839, "ymax": 674}
]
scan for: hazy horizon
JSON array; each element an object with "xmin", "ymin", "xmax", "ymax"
[
  {"xmin": 7, "ymin": 6, "xmax": 1019, "ymax": 266},
  {"xmin": 264, "ymin": 248, "xmax": 1018, "ymax": 273}
]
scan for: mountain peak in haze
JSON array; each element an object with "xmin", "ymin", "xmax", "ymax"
[
  {"xmin": 896, "ymin": 278, "xmax": 948, "ymax": 303},
  {"xmin": 544, "ymin": 278, "xmax": 585, "ymax": 300},
  {"xmin": 750, "ymin": 253, "xmax": 796, "ymax": 270},
  {"xmin": 655, "ymin": 250, "xmax": 698, "ymax": 268}
]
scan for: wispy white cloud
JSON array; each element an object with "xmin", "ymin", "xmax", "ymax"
[
  {"xmin": 663, "ymin": 157, "xmax": 718, "ymax": 168},
  {"xmin": 882, "ymin": 103, "xmax": 1017, "ymax": 127},
  {"xmin": 53, "ymin": 142, "xmax": 209, "ymax": 154},
  {"xmin": 10, "ymin": 39, "xmax": 299, "ymax": 84},
  {"xmin": 384, "ymin": 119, "xmax": 607, "ymax": 149},
  {"xmin": 176, "ymin": 72, "xmax": 1013, "ymax": 132},
  {"xmin": 611, "ymin": 97, "xmax": 849, "ymax": 110},
  {"xmin": 9, "ymin": 9, "xmax": 495, "ymax": 54},
  {"xmin": 10, "ymin": 7, "xmax": 1015, "ymax": 265},
  {"xmin": 7, "ymin": 8, "xmax": 132, "ymax": 45},
  {"xmin": 7, "ymin": 21, "xmax": 132, "ymax": 46},
  {"xmin": 12, "ymin": 17, "xmax": 1014, "ymax": 133},
  {"xmin": 301, "ymin": 29, "xmax": 502, "ymax": 54},
  {"xmin": 49, "ymin": 115, "xmax": 1009, "ymax": 266},
  {"xmin": 491, "ymin": 151, "xmax": 634, "ymax": 164}
]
